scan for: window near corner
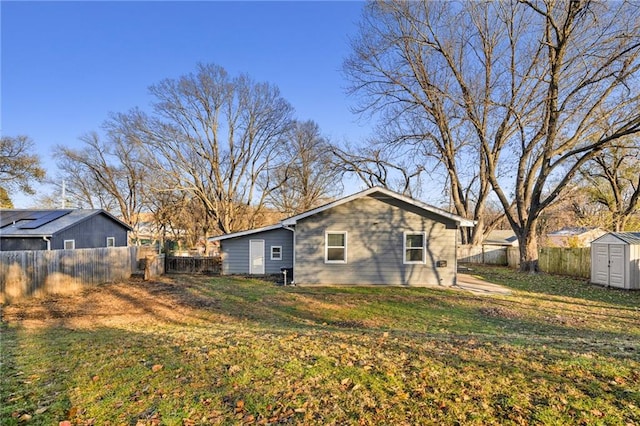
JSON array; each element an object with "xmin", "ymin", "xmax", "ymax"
[
  {"xmin": 325, "ymin": 232, "xmax": 347, "ymax": 263},
  {"xmin": 271, "ymin": 245, "xmax": 282, "ymax": 261},
  {"xmin": 404, "ymin": 232, "xmax": 425, "ymax": 264},
  {"xmin": 64, "ymin": 240, "xmax": 75, "ymax": 250},
  {"xmin": 106, "ymin": 237, "xmax": 116, "ymax": 247}
]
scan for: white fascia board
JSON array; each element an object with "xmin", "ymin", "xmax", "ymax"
[{"xmin": 208, "ymin": 224, "xmax": 292, "ymax": 242}]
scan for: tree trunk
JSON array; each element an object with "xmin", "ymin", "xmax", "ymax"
[{"xmin": 518, "ymin": 230, "xmax": 539, "ymax": 273}]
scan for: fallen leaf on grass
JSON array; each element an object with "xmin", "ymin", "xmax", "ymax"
[
  {"xmin": 152, "ymin": 364, "xmax": 163, "ymax": 372},
  {"xmin": 35, "ymin": 407, "xmax": 48, "ymax": 414}
]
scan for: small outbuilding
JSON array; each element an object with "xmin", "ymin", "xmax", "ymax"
[{"xmin": 590, "ymin": 232, "xmax": 640, "ymax": 290}]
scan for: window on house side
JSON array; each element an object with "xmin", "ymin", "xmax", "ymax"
[
  {"xmin": 271, "ymin": 245, "xmax": 282, "ymax": 260},
  {"xmin": 106, "ymin": 237, "xmax": 116, "ymax": 247},
  {"xmin": 325, "ymin": 231, "xmax": 347, "ymax": 263},
  {"xmin": 64, "ymin": 240, "xmax": 75, "ymax": 250},
  {"xmin": 404, "ymin": 232, "xmax": 425, "ymax": 264}
]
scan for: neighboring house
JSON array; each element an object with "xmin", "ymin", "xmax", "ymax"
[
  {"xmin": 546, "ymin": 227, "xmax": 607, "ymax": 247},
  {"xmin": 483, "ymin": 230, "xmax": 519, "ymax": 247},
  {"xmin": 0, "ymin": 209, "xmax": 132, "ymax": 251},
  {"xmin": 209, "ymin": 187, "xmax": 475, "ymax": 287}
]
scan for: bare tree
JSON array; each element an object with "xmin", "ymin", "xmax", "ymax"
[
  {"xmin": 0, "ymin": 135, "xmax": 45, "ymax": 199},
  {"xmin": 266, "ymin": 120, "xmax": 342, "ymax": 215},
  {"xmin": 344, "ymin": 1, "xmax": 496, "ymax": 245},
  {"xmin": 331, "ymin": 144, "xmax": 424, "ymax": 197},
  {"xmin": 579, "ymin": 139, "xmax": 640, "ymax": 231},
  {"xmin": 114, "ymin": 63, "xmax": 295, "ymax": 234},
  {"xmin": 346, "ymin": 0, "xmax": 640, "ymax": 271},
  {"xmin": 53, "ymin": 131, "xmax": 148, "ymax": 235}
]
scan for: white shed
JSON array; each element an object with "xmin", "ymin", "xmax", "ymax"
[{"xmin": 590, "ymin": 232, "xmax": 640, "ymax": 290}]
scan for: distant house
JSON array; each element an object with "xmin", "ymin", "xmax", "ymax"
[
  {"xmin": 483, "ymin": 230, "xmax": 519, "ymax": 247},
  {"xmin": 0, "ymin": 209, "xmax": 132, "ymax": 251},
  {"xmin": 209, "ymin": 187, "xmax": 475, "ymax": 287},
  {"xmin": 546, "ymin": 227, "xmax": 607, "ymax": 248}
]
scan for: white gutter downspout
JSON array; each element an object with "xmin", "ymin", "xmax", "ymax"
[
  {"xmin": 283, "ymin": 225, "xmax": 296, "ymax": 285},
  {"xmin": 43, "ymin": 236, "xmax": 51, "ymax": 251}
]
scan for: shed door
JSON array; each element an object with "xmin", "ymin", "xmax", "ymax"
[
  {"xmin": 593, "ymin": 244, "xmax": 610, "ymax": 285},
  {"xmin": 609, "ymin": 244, "xmax": 625, "ymax": 288},
  {"xmin": 249, "ymin": 240, "xmax": 265, "ymax": 275}
]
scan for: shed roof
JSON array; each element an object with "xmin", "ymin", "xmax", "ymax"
[
  {"xmin": 0, "ymin": 209, "xmax": 133, "ymax": 237},
  {"xmin": 592, "ymin": 232, "xmax": 640, "ymax": 245}
]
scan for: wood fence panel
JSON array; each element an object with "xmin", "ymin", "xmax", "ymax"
[
  {"xmin": 143, "ymin": 254, "xmax": 166, "ymax": 280},
  {"xmin": 538, "ymin": 247, "xmax": 590, "ymax": 278},
  {"xmin": 458, "ymin": 245, "xmax": 508, "ymax": 265},
  {"xmin": 0, "ymin": 246, "xmax": 137, "ymax": 302},
  {"xmin": 507, "ymin": 247, "xmax": 520, "ymax": 269},
  {"xmin": 165, "ymin": 256, "xmax": 221, "ymax": 274}
]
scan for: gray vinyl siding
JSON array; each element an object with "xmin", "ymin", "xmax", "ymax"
[
  {"xmin": 294, "ymin": 194, "xmax": 459, "ymax": 286},
  {"xmin": 52, "ymin": 214, "xmax": 129, "ymax": 250},
  {"xmin": 221, "ymin": 228, "xmax": 293, "ymax": 275}
]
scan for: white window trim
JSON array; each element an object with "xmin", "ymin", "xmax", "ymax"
[
  {"xmin": 403, "ymin": 231, "xmax": 426, "ymax": 264},
  {"xmin": 64, "ymin": 239, "xmax": 75, "ymax": 250},
  {"xmin": 271, "ymin": 245, "xmax": 282, "ymax": 261},
  {"xmin": 325, "ymin": 231, "xmax": 347, "ymax": 264},
  {"xmin": 106, "ymin": 237, "xmax": 116, "ymax": 247}
]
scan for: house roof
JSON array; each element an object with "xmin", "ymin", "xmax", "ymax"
[
  {"xmin": 593, "ymin": 232, "xmax": 640, "ymax": 245},
  {"xmin": 282, "ymin": 186, "xmax": 476, "ymax": 227},
  {"xmin": 0, "ymin": 209, "xmax": 133, "ymax": 238},
  {"xmin": 483, "ymin": 230, "xmax": 519, "ymax": 246},
  {"xmin": 547, "ymin": 227, "xmax": 603, "ymax": 237},
  {"xmin": 208, "ymin": 223, "xmax": 292, "ymax": 242},
  {"xmin": 208, "ymin": 187, "xmax": 474, "ymax": 242}
]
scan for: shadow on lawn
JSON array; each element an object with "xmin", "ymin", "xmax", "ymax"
[
  {"xmin": 181, "ymin": 275, "xmax": 640, "ymax": 359},
  {"xmin": 469, "ymin": 265, "xmax": 640, "ymax": 308}
]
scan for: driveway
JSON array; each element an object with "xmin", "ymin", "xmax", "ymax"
[{"xmin": 454, "ymin": 273, "xmax": 511, "ymax": 295}]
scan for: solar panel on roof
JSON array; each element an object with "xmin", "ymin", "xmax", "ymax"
[
  {"xmin": 17, "ymin": 210, "xmax": 72, "ymax": 229},
  {"xmin": 0, "ymin": 211, "xmax": 35, "ymax": 228}
]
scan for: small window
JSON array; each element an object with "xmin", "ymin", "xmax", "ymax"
[
  {"xmin": 64, "ymin": 240, "xmax": 75, "ymax": 250},
  {"xmin": 325, "ymin": 231, "xmax": 347, "ymax": 263},
  {"xmin": 106, "ymin": 237, "xmax": 116, "ymax": 247},
  {"xmin": 271, "ymin": 245, "xmax": 282, "ymax": 260},
  {"xmin": 404, "ymin": 232, "xmax": 425, "ymax": 264}
]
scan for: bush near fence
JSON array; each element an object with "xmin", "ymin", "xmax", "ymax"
[{"xmin": 0, "ymin": 246, "xmax": 138, "ymax": 303}]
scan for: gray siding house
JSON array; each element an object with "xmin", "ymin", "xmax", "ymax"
[
  {"xmin": 210, "ymin": 187, "xmax": 474, "ymax": 287},
  {"xmin": 0, "ymin": 209, "xmax": 131, "ymax": 251}
]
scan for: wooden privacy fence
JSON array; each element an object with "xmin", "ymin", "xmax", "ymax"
[
  {"xmin": 538, "ymin": 247, "xmax": 591, "ymax": 279},
  {"xmin": 458, "ymin": 245, "xmax": 509, "ymax": 266},
  {"xmin": 459, "ymin": 245, "xmax": 590, "ymax": 278},
  {"xmin": 165, "ymin": 256, "xmax": 221, "ymax": 274},
  {"xmin": 0, "ymin": 246, "xmax": 138, "ymax": 303}
]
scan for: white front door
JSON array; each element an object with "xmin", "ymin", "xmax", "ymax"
[{"xmin": 249, "ymin": 240, "xmax": 265, "ymax": 275}]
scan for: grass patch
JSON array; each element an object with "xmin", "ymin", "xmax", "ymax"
[{"xmin": 1, "ymin": 268, "xmax": 639, "ymax": 425}]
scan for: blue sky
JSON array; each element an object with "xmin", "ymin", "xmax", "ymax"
[{"xmin": 2, "ymin": 1, "xmax": 370, "ymax": 208}]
